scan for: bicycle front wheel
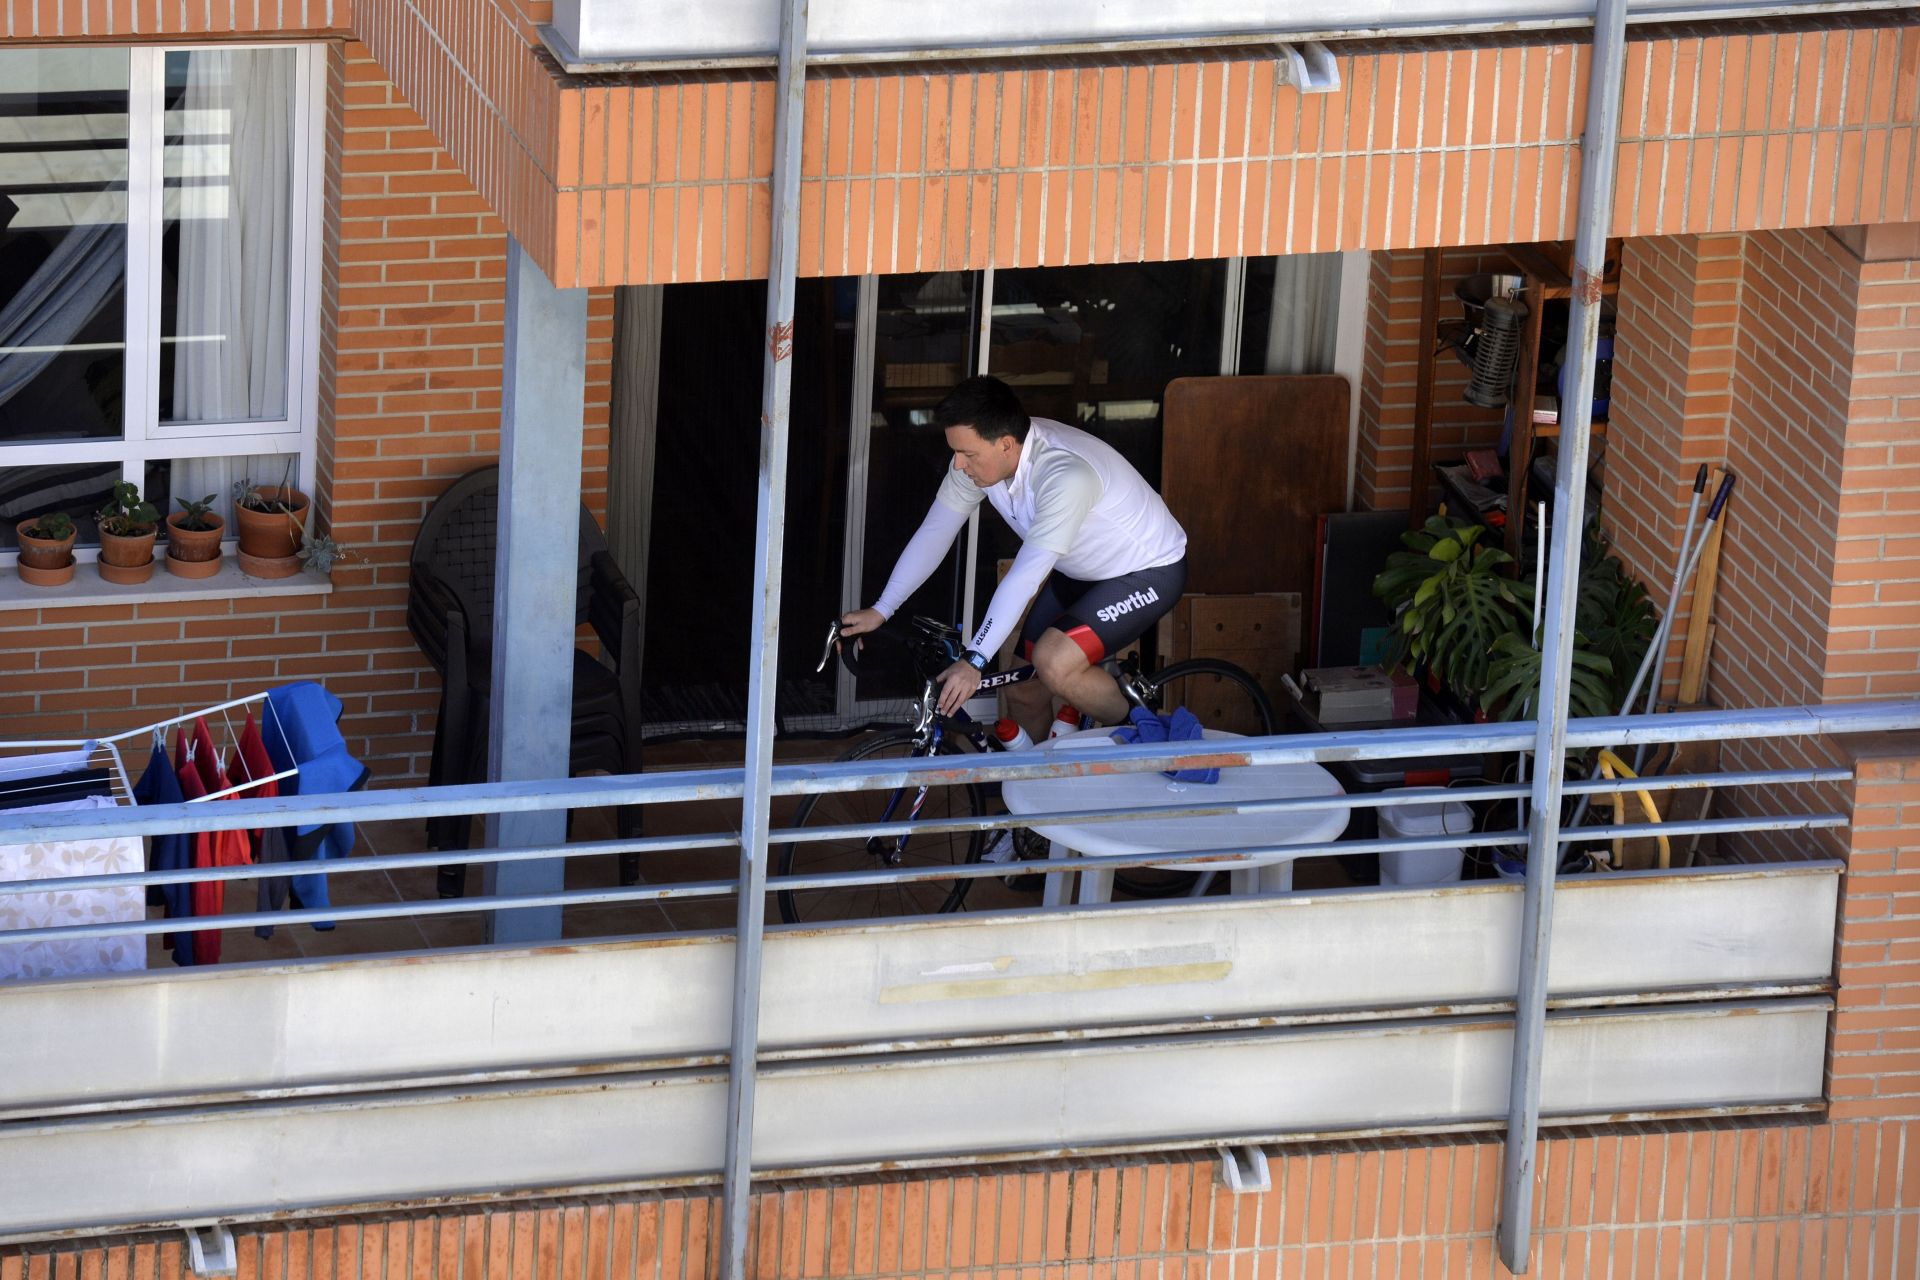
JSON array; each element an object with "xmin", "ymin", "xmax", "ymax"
[
  {"xmin": 1142, "ymin": 658, "xmax": 1278, "ymax": 738},
  {"xmin": 1113, "ymin": 658, "xmax": 1279, "ymax": 899},
  {"xmin": 775, "ymin": 730, "xmax": 987, "ymax": 925}
]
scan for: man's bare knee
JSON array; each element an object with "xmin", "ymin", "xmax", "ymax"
[{"xmin": 1032, "ymin": 630, "xmax": 1092, "ymax": 694}]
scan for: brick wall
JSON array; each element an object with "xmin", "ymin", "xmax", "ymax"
[
  {"xmin": 1715, "ymin": 229, "xmax": 1858, "ymax": 715},
  {"xmin": 5, "ymin": 1118, "xmax": 1915, "ymax": 1280},
  {"xmin": 1829, "ymin": 247, "xmax": 1920, "ymax": 705},
  {"xmin": 1599, "ymin": 226, "xmax": 1920, "ymax": 861},
  {"xmin": 1604, "ymin": 233, "xmax": 1743, "ymax": 701},
  {"xmin": 1833, "ymin": 746, "xmax": 1920, "ymax": 1122},
  {"xmin": 0, "ymin": 0, "xmax": 350, "ymax": 37},
  {"xmin": 0, "ymin": 40, "xmax": 614, "ymax": 788},
  {"xmin": 1353, "ymin": 248, "xmax": 1515, "ymax": 517},
  {"xmin": 353, "ymin": 8, "xmax": 1920, "ymax": 288}
]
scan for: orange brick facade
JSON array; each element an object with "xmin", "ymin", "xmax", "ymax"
[
  {"xmin": 0, "ymin": 38, "xmax": 613, "ymax": 785},
  {"xmin": 8, "ymin": 743, "xmax": 1920, "ymax": 1272},
  {"xmin": 350, "ymin": 11, "xmax": 1920, "ymax": 288},
  {"xmin": 0, "ymin": 3, "xmax": 1918, "ymax": 1270}
]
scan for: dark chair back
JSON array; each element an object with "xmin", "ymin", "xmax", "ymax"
[{"xmin": 406, "ymin": 465, "xmax": 609, "ymax": 677}]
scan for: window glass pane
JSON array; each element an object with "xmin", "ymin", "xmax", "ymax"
[
  {"xmin": 0, "ymin": 48, "xmax": 130, "ymax": 445},
  {"xmin": 1240, "ymin": 252, "xmax": 1343, "ymax": 376},
  {"xmin": 0, "ymin": 462, "xmax": 119, "ymax": 548},
  {"xmin": 147, "ymin": 452, "xmax": 292, "ymax": 538},
  {"xmin": 975, "ymin": 260, "xmax": 1228, "ymax": 645},
  {"xmin": 159, "ymin": 47, "xmax": 294, "ymax": 425},
  {"xmin": 858, "ymin": 271, "xmax": 982, "ymax": 701}
]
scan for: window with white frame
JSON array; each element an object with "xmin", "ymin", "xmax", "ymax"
[{"xmin": 0, "ymin": 43, "xmax": 322, "ymax": 557}]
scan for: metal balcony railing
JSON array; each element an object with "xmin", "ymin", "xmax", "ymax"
[{"xmin": 0, "ymin": 700, "xmax": 1912, "ymax": 1249}]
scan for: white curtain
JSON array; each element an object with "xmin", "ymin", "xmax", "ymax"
[
  {"xmin": 171, "ymin": 48, "xmax": 291, "ymax": 423},
  {"xmin": 1263, "ymin": 251, "xmax": 1343, "ymax": 375},
  {"xmin": 171, "ymin": 48, "xmax": 294, "ymax": 531}
]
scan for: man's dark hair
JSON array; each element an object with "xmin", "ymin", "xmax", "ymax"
[{"xmin": 934, "ymin": 375, "xmax": 1030, "ymax": 444}]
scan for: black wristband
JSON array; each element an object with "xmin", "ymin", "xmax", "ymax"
[{"xmin": 962, "ymin": 648, "xmax": 989, "ymax": 672}]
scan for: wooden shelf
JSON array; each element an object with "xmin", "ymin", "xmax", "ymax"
[
  {"xmin": 1406, "ymin": 240, "xmax": 1620, "ymax": 561},
  {"xmin": 1528, "ymin": 420, "xmax": 1609, "ymax": 439}
]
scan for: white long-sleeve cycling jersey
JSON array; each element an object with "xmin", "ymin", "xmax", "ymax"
[{"xmin": 872, "ymin": 418, "xmax": 1186, "ymax": 660}]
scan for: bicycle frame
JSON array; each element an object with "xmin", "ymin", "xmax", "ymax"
[{"xmin": 817, "ymin": 618, "xmax": 1154, "ymax": 754}]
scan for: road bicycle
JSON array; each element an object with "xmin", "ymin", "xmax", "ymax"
[{"xmin": 774, "ymin": 614, "xmax": 1276, "ymax": 924}]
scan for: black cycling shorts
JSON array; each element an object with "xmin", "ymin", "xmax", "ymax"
[{"xmin": 1017, "ymin": 557, "xmax": 1187, "ymax": 664}]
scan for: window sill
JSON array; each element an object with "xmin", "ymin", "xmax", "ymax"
[{"xmin": 0, "ymin": 556, "xmax": 333, "ymax": 612}]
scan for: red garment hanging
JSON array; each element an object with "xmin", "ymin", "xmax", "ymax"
[
  {"xmin": 228, "ymin": 711, "xmax": 281, "ymax": 833},
  {"xmin": 174, "ymin": 731, "xmax": 218, "ymax": 962},
  {"xmin": 175, "ymin": 719, "xmax": 253, "ymax": 965}
]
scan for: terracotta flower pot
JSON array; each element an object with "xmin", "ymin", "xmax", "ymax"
[
  {"xmin": 97, "ymin": 525, "xmax": 157, "ymax": 585},
  {"xmin": 15, "ymin": 518, "xmax": 76, "ymax": 587},
  {"xmin": 234, "ymin": 487, "xmax": 309, "ymax": 561},
  {"xmin": 165, "ymin": 511, "xmax": 225, "ymax": 579}
]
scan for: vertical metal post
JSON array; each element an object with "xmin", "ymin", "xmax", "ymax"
[
  {"xmin": 1407, "ymin": 247, "xmax": 1442, "ymax": 529},
  {"xmin": 483, "ymin": 238, "xmax": 588, "ymax": 943},
  {"xmin": 960, "ymin": 265, "xmax": 995, "ymax": 638},
  {"xmin": 836, "ymin": 275, "xmax": 879, "ymax": 722},
  {"xmin": 1218, "ymin": 256, "xmax": 1248, "ymax": 376},
  {"xmin": 722, "ymin": 0, "xmax": 808, "ymax": 1275},
  {"xmin": 1497, "ymin": 2, "xmax": 1628, "ymax": 1272}
]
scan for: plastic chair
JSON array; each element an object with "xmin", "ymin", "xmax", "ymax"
[{"xmin": 406, "ymin": 466, "xmax": 645, "ymax": 893}]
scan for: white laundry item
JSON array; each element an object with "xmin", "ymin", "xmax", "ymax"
[
  {"xmin": 0, "ymin": 794, "xmax": 147, "ymax": 981},
  {"xmin": 0, "ymin": 746, "xmax": 92, "ymax": 784}
]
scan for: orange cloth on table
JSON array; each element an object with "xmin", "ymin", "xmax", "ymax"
[{"xmin": 175, "ymin": 720, "xmax": 253, "ymax": 966}]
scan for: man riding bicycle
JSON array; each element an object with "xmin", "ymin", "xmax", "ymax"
[{"xmin": 839, "ymin": 376, "xmax": 1188, "ymax": 739}]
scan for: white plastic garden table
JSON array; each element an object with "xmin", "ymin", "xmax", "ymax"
[{"xmin": 1000, "ymin": 728, "xmax": 1350, "ymax": 906}]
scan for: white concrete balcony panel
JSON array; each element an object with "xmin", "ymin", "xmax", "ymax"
[
  {"xmin": 546, "ymin": 1, "xmax": 1908, "ymax": 66},
  {"xmin": 0, "ymin": 864, "xmax": 1836, "ymax": 1118}
]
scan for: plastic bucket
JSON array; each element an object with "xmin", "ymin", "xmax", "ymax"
[{"xmin": 1377, "ymin": 791, "xmax": 1470, "ymax": 885}]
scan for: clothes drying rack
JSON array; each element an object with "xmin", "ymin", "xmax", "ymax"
[{"xmin": 0, "ymin": 691, "xmax": 300, "ymax": 808}]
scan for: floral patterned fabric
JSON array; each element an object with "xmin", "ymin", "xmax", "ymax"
[{"xmin": 0, "ymin": 795, "xmax": 146, "ymax": 981}]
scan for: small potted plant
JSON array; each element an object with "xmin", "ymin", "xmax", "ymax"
[
  {"xmin": 297, "ymin": 529, "xmax": 352, "ymax": 578},
  {"xmin": 94, "ymin": 482, "xmax": 161, "ymax": 585},
  {"xmin": 165, "ymin": 494, "xmax": 224, "ymax": 579},
  {"xmin": 15, "ymin": 511, "xmax": 77, "ymax": 587},
  {"xmin": 232, "ymin": 459, "xmax": 309, "ymax": 579}
]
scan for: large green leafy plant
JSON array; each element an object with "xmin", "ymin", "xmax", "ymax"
[
  {"xmin": 1372, "ymin": 514, "xmax": 1656, "ymax": 721},
  {"xmin": 1372, "ymin": 517, "xmax": 1532, "ymax": 701}
]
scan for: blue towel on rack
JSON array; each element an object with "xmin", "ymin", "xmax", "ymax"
[
  {"xmin": 1108, "ymin": 706, "xmax": 1219, "ymax": 784},
  {"xmin": 263, "ymin": 682, "xmax": 370, "ymax": 918},
  {"xmin": 131, "ymin": 742, "xmax": 197, "ymax": 966}
]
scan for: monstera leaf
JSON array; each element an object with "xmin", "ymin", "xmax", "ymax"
[
  {"xmin": 1576, "ymin": 553, "xmax": 1657, "ymax": 708},
  {"xmin": 1373, "ymin": 516, "xmax": 1532, "ymax": 700},
  {"xmin": 1481, "ymin": 631, "xmax": 1617, "ymax": 722}
]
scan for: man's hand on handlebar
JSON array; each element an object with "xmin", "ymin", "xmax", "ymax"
[
  {"xmin": 838, "ymin": 608, "xmax": 884, "ymax": 638},
  {"xmin": 820, "ymin": 608, "xmax": 885, "ymax": 676},
  {"xmin": 935, "ymin": 659, "xmax": 981, "ymax": 717}
]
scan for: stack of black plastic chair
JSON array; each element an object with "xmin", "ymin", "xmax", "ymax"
[{"xmin": 405, "ymin": 466, "xmax": 644, "ymax": 896}]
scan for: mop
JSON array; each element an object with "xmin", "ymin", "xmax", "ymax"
[{"xmin": 1566, "ymin": 468, "xmax": 1736, "ymax": 832}]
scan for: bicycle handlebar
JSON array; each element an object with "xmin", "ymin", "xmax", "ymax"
[{"xmin": 817, "ymin": 618, "xmax": 881, "ymax": 679}]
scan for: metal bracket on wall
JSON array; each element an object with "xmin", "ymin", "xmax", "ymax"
[
  {"xmin": 186, "ymin": 1225, "xmax": 237, "ymax": 1277},
  {"xmin": 1217, "ymin": 1145, "xmax": 1272, "ymax": 1194},
  {"xmin": 1277, "ymin": 42, "xmax": 1341, "ymax": 94}
]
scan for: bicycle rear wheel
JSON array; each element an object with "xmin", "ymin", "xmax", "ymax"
[
  {"xmin": 775, "ymin": 730, "xmax": 986, "ymax": 924},
  {"xmin": 1112, "ymin": 657, "xmax": 1279, "ymax": 899}
]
